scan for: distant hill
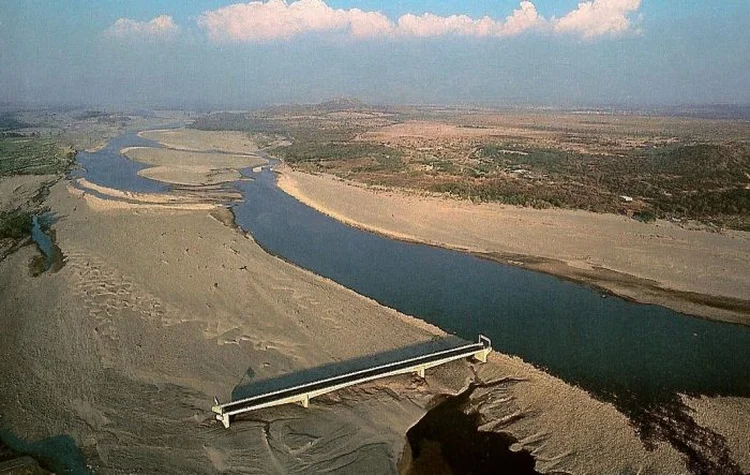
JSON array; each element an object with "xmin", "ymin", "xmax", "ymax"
[
  {"xmin": 0, "ymin": 114, "xmax": 31, "ymax": 131},
  {"xmin": 316, "ymin": 97, "xmax": 369, "ymax": 111}
]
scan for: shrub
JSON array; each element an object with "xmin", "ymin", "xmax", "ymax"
[{"xmin": 0, "ymin": 210, "xmax": 33, "ymax": 239}]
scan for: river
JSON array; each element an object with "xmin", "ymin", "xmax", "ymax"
[{"xmin": 81, "ymin": 130, "xmax": 750, "ymax": 426}]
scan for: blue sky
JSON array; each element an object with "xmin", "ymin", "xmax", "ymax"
[{"xmin": 1, "ymin": 1, "xmax": 749, "ymax": 108}]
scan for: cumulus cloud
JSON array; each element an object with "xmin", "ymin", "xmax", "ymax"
[
  {"xmin": 105, "ymin": 15, "xmax": 179, "ymax": 40},
  {"xmin": 395, "ymin": 1, "xmax": 544, "ymax": 38},
  {"xmin": 197, "ymin": 0, "xmax": 640, "ymax": 43},
  {"xmin": 197, "ymin": 0, "xmax": 392, "ymax": 42},
  {"xmin": 502, "ymin": 1, "xmax": 546, "ymax": 36},
  {"xmin": 553, "ymin": 0, "xmax": 642, "ymax": 38}
]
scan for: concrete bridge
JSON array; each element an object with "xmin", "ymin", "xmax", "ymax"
[{"xmin": 212, "ymin": 335, "xmax": 492, "ymax": 428}]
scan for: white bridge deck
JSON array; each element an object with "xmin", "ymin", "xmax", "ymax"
[{"xmin": 213, "ymin": 335, "xmax": 492, "ymax": 428}]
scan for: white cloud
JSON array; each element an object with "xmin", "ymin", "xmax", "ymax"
[
  {"xmin": 106, "ymin": 15, "xmax": 179, "ymax": 40},
  {"xmin": 396, "ymin": 13, "xmax": 488, "ymax": 38},
  {"xmin": 394, "ymin": 1, "xmax": 544, "ymax": 38},
  {"xmin": 196, "ymin": 0, "xmax": 641, "ymax": 43},
  {"xmin": 197, "ymin": 0, "xmax": 392, "ymax": 42},
  {"xmin": 394, "ymin": 1, "xmax": 543, "ymax": 38},
  {"xmin": 553, "ymin": 0, "xmax": 642, "ymax": 38},
  {"xmin": 501, "ymin": 1, "xmax": 545, "ymax": 37},
  {"xmin": 346, "ymin": 9, "xmax": 394, "ymax": 38}
]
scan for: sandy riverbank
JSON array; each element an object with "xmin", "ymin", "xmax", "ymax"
[
  {"xmin": 0, "ymin": 175, "xmax": 56, "ymax": 211},
  {"xmin": 2, "ymin": 128, "xmax": 740, "ymax": 473},
  {"xmin": 277, "ymin": 168, "xmax": 750, "ymax": 325},
  {"xmin": 0, "ymin": 179, "xmax": 449, "ymax": 473}
]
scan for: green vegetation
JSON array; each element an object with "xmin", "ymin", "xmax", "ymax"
[
  {"xmin": 0, "ymin": 131, "xmax": 76, "ymax": 262},
  {"xmin": 191, "ymin": 110, "xmax": 403, "ymax": 172},
  {"xmin": 0, "ymin": 210, "xmax": 33, "ymax": 240},
  {"xmin": 470, "ymin": 142, "xmax": 750, "ymax": 229},
  {"xmin": 280, "ymin": 140, "xmax": 401, "ymax": 165},
  {"xmin": 0, "ymin": 136, "xmax": 75, "ymax": 176},
  {"xmin": 190, "ymin": 112, "xmax": 284, "ymax": 134},
  {"xmin": 633, "ymin": 210, "xmax": 657, "ymax": 223},
  {"xmin": 75, "ymin": 110, "xmax": 108, "ymax": 120}
]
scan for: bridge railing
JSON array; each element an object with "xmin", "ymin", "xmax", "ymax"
[{"xmin": 213, "ymin": 334, "xmax": 492, "ymax": 428}]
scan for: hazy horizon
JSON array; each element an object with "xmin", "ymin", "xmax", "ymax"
[{"xmin": 2, "ymin": 1, "xmax": 749, "ymax": 109}]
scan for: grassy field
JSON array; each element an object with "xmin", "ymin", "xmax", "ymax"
[
  {"xmin": 0, "ymin": 130, "xmax": 75, "ymax": 259},
  {"xmin": 192, "ymin": 104, "xmax": 750, "ymax": 231},
  {"xmin": 0, "ymin": 135, "xmax": 74, "ymax": 176},
  {"xmin": 0, "ymin": 209, "xmax": 33, "ymax": 240}
]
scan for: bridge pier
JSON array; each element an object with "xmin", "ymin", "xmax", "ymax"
[{"xmin": 474, "ymin": 348, "xmax": 490, "ymax": 363}]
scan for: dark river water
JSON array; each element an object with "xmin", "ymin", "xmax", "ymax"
[
  {"xmin": 76, "ymin": 131, "xmax": 750, "ymax": 436},
  {"xmin": 72, "ymin": 131, "xmax": 169, "ymax": 193}
]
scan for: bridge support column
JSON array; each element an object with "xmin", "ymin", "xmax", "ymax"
[
  {"xmin": 301, "ymin": 394, "xmax": 310, "ymax": 408},
  {"xmin": 474, "ymin": 349, "xmax": 490, "ymax": 363},
  {"xmin": 416, "ymin": 366, "xmax": 425, "ymax": 378},
  {"xmin": 220, "ymin": 414, "xmax": 230, "ymax": 429}
]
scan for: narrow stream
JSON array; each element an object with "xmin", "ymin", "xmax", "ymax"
[{"xmin": 29, "ymin": 213, "xmax": 65, "ymax": 274}]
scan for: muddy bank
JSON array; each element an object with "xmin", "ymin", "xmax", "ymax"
[
  {"xmin": 0, "ymin": 430, "xmax": 88, "ymax": 474},
  {"xmin": 478, "ymin": 251, "xmax": 750, "ymax": 326}
]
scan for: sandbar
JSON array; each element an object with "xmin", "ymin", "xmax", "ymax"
[{"xmin": 139, "ymin": 129, "xmax": 259, "ymax": 154}]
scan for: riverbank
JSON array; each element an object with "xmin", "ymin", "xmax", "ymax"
[{"xmin": 277, "ymin": 167, "xmax": 750, "ymax": 325}]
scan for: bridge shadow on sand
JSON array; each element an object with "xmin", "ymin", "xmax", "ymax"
[{"xmin": 231, "ymin": 335, "xmax": 470, "ymax": 402}]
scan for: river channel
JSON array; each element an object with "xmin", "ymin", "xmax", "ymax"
[{"xmin": 81, "ymin": 130, "xmax": 750, "ymax": 422}]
